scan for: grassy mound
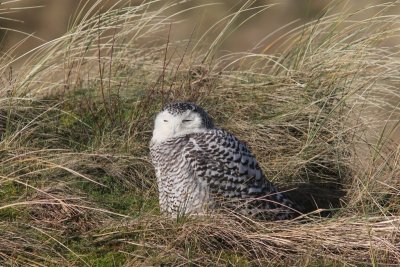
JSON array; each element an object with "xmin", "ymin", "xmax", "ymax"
[{"xmin": 0, "ymin": 1, "xmax": 399, "ymax": 266}]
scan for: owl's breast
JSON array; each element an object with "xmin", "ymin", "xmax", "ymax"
[{"xmin": 150, "ymin": 137, "xmax": 211, "ymax": 216}]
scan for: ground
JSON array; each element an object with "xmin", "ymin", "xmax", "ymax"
[{"xmin": 0, "ymin": 1, "xmax": 399, "ymax": 266}]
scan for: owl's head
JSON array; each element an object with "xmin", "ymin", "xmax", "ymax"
[{"xmin": 151, "ymin": 102, "xmax": 214, "ymax": 144}]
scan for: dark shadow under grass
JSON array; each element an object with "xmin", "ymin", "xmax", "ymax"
[{"xmin": 284, "ymin": 181, "xmax": 346, "ymax": 216}]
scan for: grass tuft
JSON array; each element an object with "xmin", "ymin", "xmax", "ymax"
[{"xmin": 0, "ymin": 0, "xmax": 399, "ymax": 266}]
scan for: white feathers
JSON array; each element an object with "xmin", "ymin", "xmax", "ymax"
[
  {"xmin": 150, "ymin": 102, "xmax": 298, "ymax": 220},
  {"xmin": 151, "ymin": 109, "xmax": 207, "ymax": 144}
]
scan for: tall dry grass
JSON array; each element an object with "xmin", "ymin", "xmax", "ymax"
[{"xmin": 0, "ymin": 0, "xmax": 399, "ymax": 266}]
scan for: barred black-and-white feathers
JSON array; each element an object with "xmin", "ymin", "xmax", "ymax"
[{"xmin": 150, "ymin": 102, "xmax": 298, "ymax": 220}]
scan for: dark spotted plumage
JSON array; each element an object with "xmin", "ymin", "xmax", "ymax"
[{"xmin": 150, "ymin": 102, "xmax": 299, "ymax": 220}]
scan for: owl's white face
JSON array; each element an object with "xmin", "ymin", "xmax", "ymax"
[{"xmin": 151, "ymin": 109, "xmax": 207, "ymax": 144}]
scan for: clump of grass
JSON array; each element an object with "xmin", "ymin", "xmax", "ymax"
[
  {"xmin": 0, "ymin": 0, "xmax": 399, "ymax": 266},
  {"xmin": 100, "ymin": 213, "xmax": 399, "ymax": 266}
]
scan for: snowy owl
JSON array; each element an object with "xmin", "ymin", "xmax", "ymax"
[{"xmin": 150, "ymin": 102, "xmax": 298, "ymax": 220}]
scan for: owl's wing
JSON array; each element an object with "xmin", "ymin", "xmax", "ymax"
[{"xmin": 183, "ymin": 128, "xmax": 297, "ymax": 220}]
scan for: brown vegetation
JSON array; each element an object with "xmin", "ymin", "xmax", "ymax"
[{"xmin": 0, "ymin": 1, "xmax": 399, "ymax": 266}]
